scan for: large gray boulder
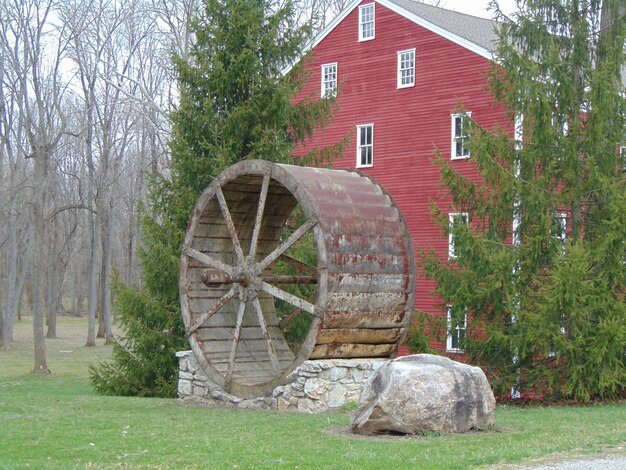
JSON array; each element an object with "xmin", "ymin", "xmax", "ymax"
[{"xmin": 350, "ymin": 354, "xmax": 495, "ymax": 435}]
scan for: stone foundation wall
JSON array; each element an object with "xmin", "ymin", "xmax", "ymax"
[{"xmin": 176, "ymin": 350, "xmax": 386, "ymax": 412}]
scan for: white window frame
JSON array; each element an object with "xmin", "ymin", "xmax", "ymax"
[
  {"xmin": 548, "ymin": 325, "xmax": 566, "ymax": 358},
  {"xmin": 358, "ymin": 3, "xmax": 375, "ymax": 41},
  {"xmin": 551, "ymin": 212, "xmax": 567, "ymax": 249},
  {"xmin": 356, "ymin": 123, "xmax": 374, "ymax": 168},
  {"xmin": 321, "ymin": 62, "xmax": 337, "ymax": 98},
  {"xmin": 397, "ymin": 49, "xmax": 415, "ymax": 89},
  {"xmin": 446, "ymin": 306, "xmax": 467, "ymax": 353},
  {"xmin": 451, "ymin": 112, "xmax": 471, "ymax": 160},
  {"xmin": 551, "ymin": 111, "xmax": 569, "ymax": 136},
  {"xmin": 448, "ymin": 212, "xmax": 469, "ymax": 259}
]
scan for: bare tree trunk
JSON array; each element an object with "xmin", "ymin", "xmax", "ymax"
[
  {"xmin": 96, "ymin": 190, "xmax": 114, "ymax": 343},
  {"xmin": 0, "ymin": 304, "xmax": 4, "ymax": 349},
  {"xmin": 86, "ymin": 206, "xmax": 99, "ymax": 346},
  {"xmin": 9, "ymin": 230, "xmax": 31, "ymax": 328},
  {"xmin": 31, "ymin": 152, "xmax": 50, "ymax": 374},
  {"xmin": 0, "ymin": 44, "xmax": 23, "ymax": 349},
  {"xmin": 46, "ymin": 218, "xmax": 59, "ymax": 338},
  {"xmin": 74, "ymin": 263, "xmax": 84, "ymax": 316},
  {"xmin": 70, "ymin": 259, "xmax": 81, "ymax": 317},
  {"xmin": 0, "ymin": 10, "xmax": 7, "ymax": 348},
  {"xmin": 103, "ymin": 197, "xmax": 113, "ymax": 342},
  {"xmin": 0, "ymin": 229, "xmax": 31, "ymax": 349},
  {"xmin": 126, "ymin": 207, "xmax": 135, "ymax": 285},
  {"xmin": 2, "ymin": 213, "xmax": 19, "ymax": 349},
  {"xmin": 18, "ymin": 277, "xmax": 32, "ymax": 321},
  {"xmin": 84, "ymin": 79, "xmax": 98, "ymax": 345},
  {"xmin": 96, "ymin": 188, "xmax": 108, "ymax": 339},
  {"xmin": 31, "ymin": 273, "xmax": 49, "ymax": 374},
  {"xmin": 15, "ymin": 246, "xmax": 30, "ymax": 323}
]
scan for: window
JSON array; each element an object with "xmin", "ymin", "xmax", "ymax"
[
  {"xmin": 551, "ymin": 112, "xmax": 569, "ymax": 162},
  {"xmin": 451, "ymin": 112, "xmax": 471, "ymax": 159},
  {"xmin": 551, "ymin": 111, "xmax": 569, "ymax": 136},
  {"xmin": 550, "ymin": 212, "xmax": 567, "ymax": 254},
  {"xmin": 359, "ymin": 3, "xmax": 375, "ymax": 41},
  {"xmin": 446, "ymin": 306, "xmax": 467, "ymax": 353},
  {"xmin": 548, "ymin": 325, "xmax": 566, "ymax": 358},
  {"xmin": 448, "ymin": 212, "xmax": 469, "ymax": 259},
  {"xmin": 551, "ymin": 212, "xmax": 567, "ymax": 245},
  {"xmin": 356, "ymin": 124, "xmax": 374, "ymax": 167},
  {"xmin": 397, "ymin": 49, "xmax": 415, "ymax": 88},
  {"xmin": 321, "ymin": 63, "xmax": 337, "ymax": 97}
]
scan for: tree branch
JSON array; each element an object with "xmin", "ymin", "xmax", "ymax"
[{"xmin": 45, "ymin": 204, "xmax": 96, "ymax": 222}]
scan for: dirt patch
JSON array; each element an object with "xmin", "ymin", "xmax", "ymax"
[{"xmin": 325, "ymin": 425, "xmax": 506, "ymax": 440}]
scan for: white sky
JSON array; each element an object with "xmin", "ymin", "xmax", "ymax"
[{"xmin": 438, "ymin": 0, "xmax": 519, "ymax": 19}]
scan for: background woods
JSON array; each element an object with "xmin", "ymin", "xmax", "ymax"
[
  {"xmin": 0, "ymin": 0, "xmax": 181, "ymax": 367},
  {"xmin": 0, "ymin": 0, "xmax": 346, "ymax": 375}
]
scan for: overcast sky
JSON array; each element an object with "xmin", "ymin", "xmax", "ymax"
[{"xmin": 438, "ymin": 0, "xmax": 518, "ymax": 19}]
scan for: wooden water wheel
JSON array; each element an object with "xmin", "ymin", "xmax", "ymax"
[{"xmin": 180, "ymin": 160, "xmax": 415, "ymax": 398}]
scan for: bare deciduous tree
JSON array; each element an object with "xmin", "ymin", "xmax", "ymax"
[{"xmin": 2, "ymin": 0, "xmax": 71, "ymax": 371}]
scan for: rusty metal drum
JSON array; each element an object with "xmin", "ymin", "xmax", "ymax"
[{"xmin": 180, "ymin": 160, "xmax": 415, "ymax": 398}]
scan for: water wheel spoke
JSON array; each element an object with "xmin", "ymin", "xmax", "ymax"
[
  {"xmin": 187, "ymin": 286, "xmax": 237, "ymax": 336},
  {"xmin": 248, "ymin": 171, "xmax": 271, "ymax": 261},
  {"xmin": 278, "ymin": 254, "xmax": 317, "ymax": 275},
  {"xmin": 278, "ymin": 292, "xmax": 317, "ymax": 329},
  {"xmin": 225, "ymin": 297, "xmax": 247, "ymax": 389},
  {"xmin": 251, "ymin": 296, "xmax": 280, "ymax": 373},
  {"xmin": 260, "ymin": 274, "xmax": 318, "ymax": 284},
  {"xmin": 258, "ymin": 216, "xmax": 318, "ymax": 272},
  {"xmin": 215, "ymin": 184, "xmax": 245, "ymax": 265},
  {"xmin": 260, "ymin": 281, "xmax": 317, "ymax": 316},
  {"xmin": 182, "ymin": 246, "xmax": 236, "ymax": 277},
  {"xmin": 278, "ymin": 307, "xmax": 303, "ymax": 329}
]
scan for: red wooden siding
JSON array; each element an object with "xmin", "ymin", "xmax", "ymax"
[{"xmin": 293, "ymin": 1, "xmax": 514, "ymax": 354}]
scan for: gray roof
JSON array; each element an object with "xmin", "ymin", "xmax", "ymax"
[{"xmin": 386, "ymin": 0, "xmax": 500, "ymax": 52}]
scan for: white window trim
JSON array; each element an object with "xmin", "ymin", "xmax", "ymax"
[
  {"xmin": 320, "ymin": 62, "xmax": 337, "ymax": 98},
  {"xmin": 551, "ymin": 113, "xmax": 569, "ymax": 157},
  {"xmin": 446, "ymin": 306, "xmax": 467, "ymax": 353},
  {"xmin": 358, "ymin": 3, "xmax": 375, "ymax": 42},
  {"xmin": 548, "ymin": 326, "xmax": 566, "ymax": 358},
  {"xmin": 356, "ymin": 123, "xmax": 374, "ymax": 168},
  {"xmin": 397, "ymin": 48, "xmax": 415, "ymax": 89},
  {"xmin": 551, "ymin": 212, "xmax": 567, "ymax": 246},
  {"xmin": 448, "ymin": 212, "xmax": 468, "ymax": 259},
  {"xmin": 451, "ymin": 112, "xmax": 472, "ymax": 160}
]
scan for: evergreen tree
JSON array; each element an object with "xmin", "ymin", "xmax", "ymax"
[
  {"xmin": 422, "ymin": 0, "xmax": 625, "ymax": 401},
  {"xmin": 90, "ymin": 0, "xmax": 341, "ymax": 397}
]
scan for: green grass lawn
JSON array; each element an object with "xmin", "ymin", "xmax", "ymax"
[{"xmin": 0, "ymin": 318, "xmax": 624, "ymax": 469}]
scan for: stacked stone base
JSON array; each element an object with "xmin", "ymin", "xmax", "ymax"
[{"xmin": 176, "ymin": 350, "xmax": 386, "ymax": 412}]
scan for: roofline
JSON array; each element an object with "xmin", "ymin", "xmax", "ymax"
[
  {"xmin": 282, "ymin": 0, "xmax": 361, "ymax": 75},
  {"xmin": 377, "ymin": 0, "xmax": 494, "ymax": 60},
  {"xmin": 282, "ymin": 0, "xmax": 493, "ymax": 75},
  {"xmin": 309, "ymin": 0, "xmax": 363, "ymax": 54}
]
